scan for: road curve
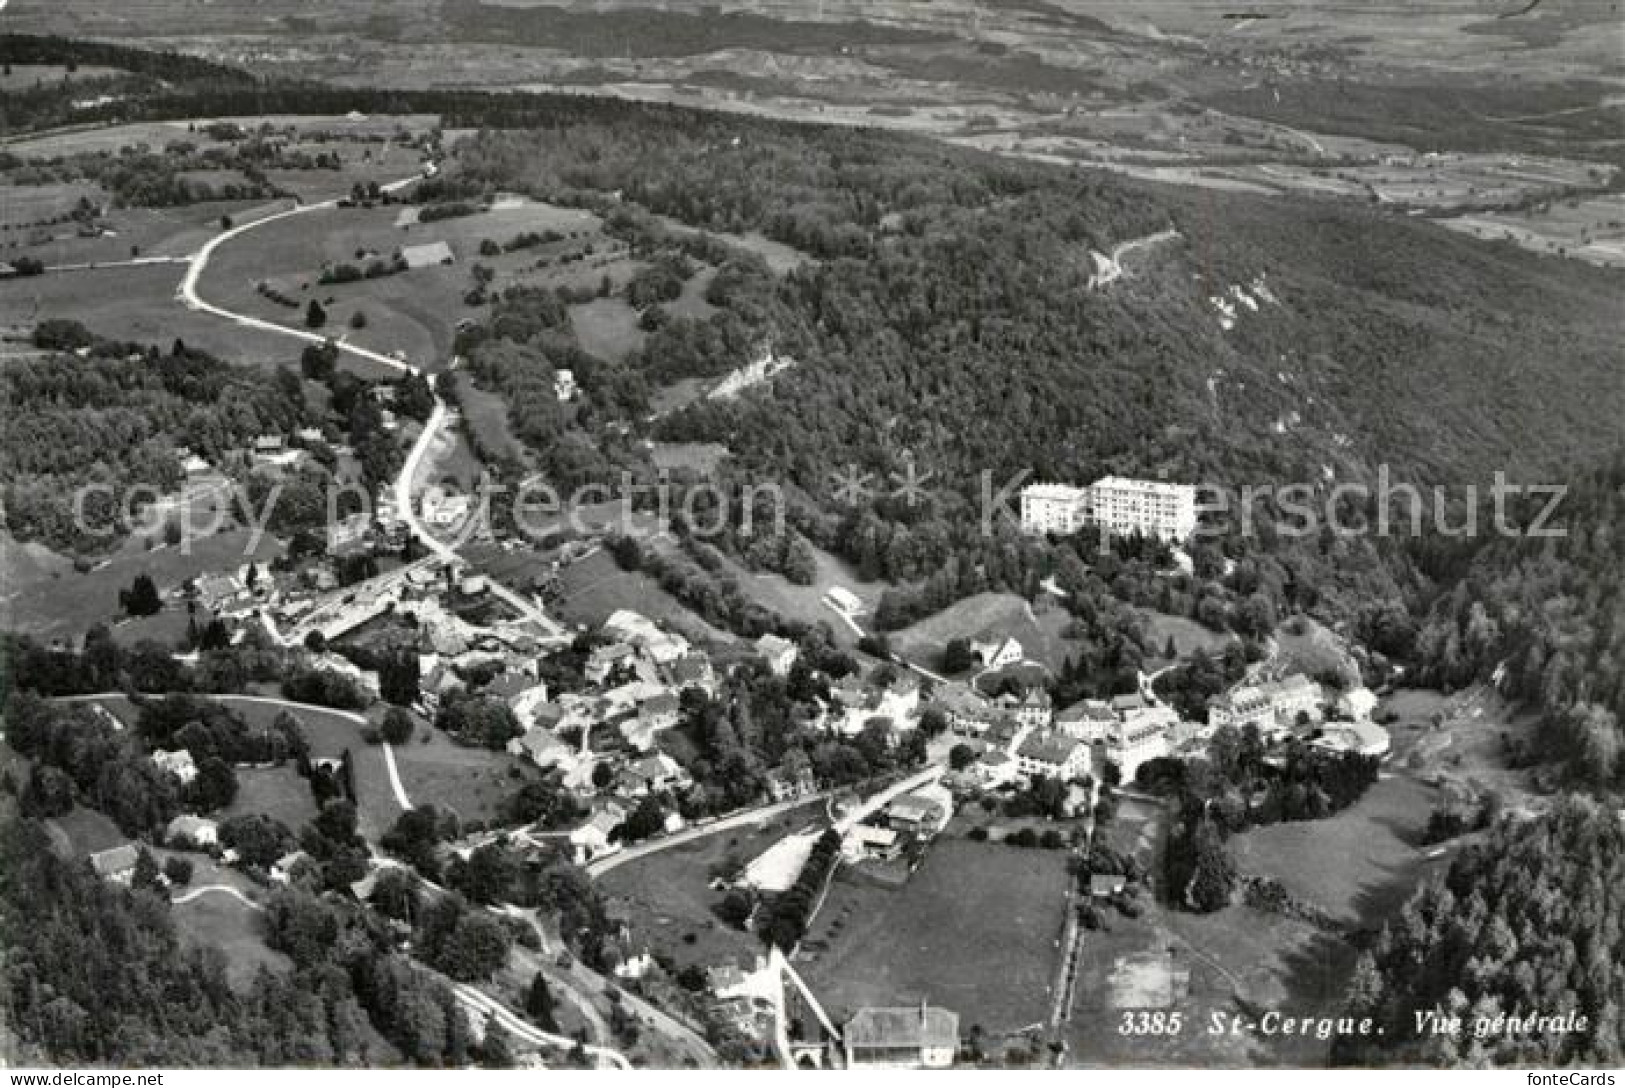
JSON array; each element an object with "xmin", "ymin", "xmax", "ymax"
[
  {"xmin": 453, "ymin": 982, "xmax": 631, "ymax": 1069},
  {"xmin": 176, "ymin": 176, "xmax": 566, "ymax": 642},
  {"xmin": 391, "ymin": 384, "xmax": 566, "ymax": 640},
  {"xmin": 177, "ymin": 179, "xmax": 422, "ymax": 378},
  {"xmin": 171, "ymin": 884, "xmax": 264, "ymax": 911}
]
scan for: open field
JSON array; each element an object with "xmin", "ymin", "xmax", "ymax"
[
  {"xmin": 1269, "ymin": 617, "xmax": 1359, "ymax": 687},
  {"xmin": 1, "ymin": 529, "xmax": 282, "ymax": 640},
  {"xmin": 702, "ymin": 541, "xmax": 890, "ymax": 648},
  {"xmin": 77, "ymin": 692, "xmax": 403, "ymax": 837},
  {"xmin": 204, "ymin": 195, "xmax": 609, "ymax": 369},
  {"xmin": 0, "ymin": 196, "xmax": 286, "ymax": 268},
  {"xmin": 388, "ymin": 726, "xmax": 536, "ymax": 826},
  {"xmin": 1379, "ymin": 685, "xmax": 1549, "ymax": 813},
  {"xmin": 1066, "ymin": 893, "xmax": 1349, "ymax": 1067},
  {"xmin": 889, "ymin": 590, "xmax": 1079, "ymax": 673},
  {"xmin": 1229, "ymin": 772, "xmax": 1443, "ymax": 927},
  {"xmin": 0, "ymin": 262, "xmax": 302, "ymax": 367},
  {"xmin": 544, "ymin": 545, "xmax": 737, "ymax": 646},
  {"xmin": 44, "ymin": 804, "xmax": 128, "ymax": 858},
  {"xmin": 0, "ymin": 64, "xmax": 126, "ymax": 90},
  {"xmin": 568, "ymin": 296, "xmax": 645, "ymax": 363},
  {"xmin": 600, "ymin": 802, "xmax": 823, "ymax": 972},
  {"xmin": 799, "ymin": 838, "xmax": 1071, "ymax": 1034},
  {"xmin": 173, "ymin": 891, "xmax": 289, "ymax": 990},
  {"xmin": 1067, "ymin": 758, "xmax": 1452, "ymax": 1066},
  {"xmin": 1138, "ymin": 609, "xmax": 1236, "ymax": 667},
  {"xmin": 1442, "ymin": 191, "xmax": 1625, "ymax": 267},
  {"xmin": 223, "ymin": 765, "xmax": 320, "ymax": 831},
  {"xmin": 455, "ymin": 372, "xmax": 533, "ymax": 469}
]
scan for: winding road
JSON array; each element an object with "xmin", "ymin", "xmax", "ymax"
[
  {"xmin": 176, "ymin": 180, "xmax": 421, "ymax": 378},
  {"xmin": 453, "ymin": 982, "xmax": 631, "ymax": 1069},
  {"xmin": 174, "ymin": 173, "xmax": 567, "ymax": 640}
]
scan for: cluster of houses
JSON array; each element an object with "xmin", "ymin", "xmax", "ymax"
[
  {"xmin": 934, "ymin": 673, "xmax": 1187, "ymax": 791},
  {"xmin": 1207, "ymin": 672, "xmax": 1389, "ymax": 757}
]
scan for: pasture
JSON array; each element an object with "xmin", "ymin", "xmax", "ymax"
[
  {"xmin": 386, "ymin": 725, "xmax": 536, "ymax": 826},
  {"xmin": 0, "ymin": 262, "xmax": 301, "ymax": 368},
  {"xmin": 224, "ymin": 765, "xmax": 320, "ymax": 831},
  {"xmin": 172, "ymin": 891, "xmax": 290, "ymax": 991},
  {"xmin": 545, "ymin": 546, "xmax": 736, "ymax": 645},
  {"xmin": 600, "ymin": 803, "xmax": 823, "ymax": 971},
  {"xmin": 568, "ymin": 296, "xmax": 645, "ymax": 362},
  {"xmin": 1442, "ymin": 191, "xmax": 1625, "ymax": 267},
  {"xmin": 1228, "ymin": 772, "xmax": 1443, "ymax": 926},
  {"xmin": 799, "ymin": 838, "xmax": 1071, "ymax": 1035},
  {"xmin": 203, "ymin": 196, "xmax": 609, "ymax": 370},
  {"xmin": 1067, "ymin": 763, "xmax": 1448, "ymax": 1066},
  {"xmin": 889, "ymin": 590, "xmax": 1079, "ymax": 673},
  {"xmin": 1, "ymin": 529, "xmax": 282, "ymax": 641},
  {"xmin": 702, "ymin": 541, "xmax": 890, "ymax": 648}
]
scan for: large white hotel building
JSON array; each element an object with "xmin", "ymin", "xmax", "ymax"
[{"xmin": 1020, "ymin": 477, "xmax": 1198, "ymax": 542}]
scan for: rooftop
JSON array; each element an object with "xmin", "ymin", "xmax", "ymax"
[{"xmin": 845, "ymin": 1006, "xmax": 960, "ymax": 1051}]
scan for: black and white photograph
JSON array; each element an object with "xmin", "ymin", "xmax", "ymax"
[{"xmin": 0, "ymin": 0, "xmax": 1621, "ymax": 1079}]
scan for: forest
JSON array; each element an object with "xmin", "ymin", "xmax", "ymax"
[
  {"xmin": 0, "ymin": 794, "xmax": 484, "ymax": 1066},
  {"xmin": 1, "ymin": 333, "xmax": 311, "ymax": 551},
  {"xmin": 1335, "ymin": 797, "xmax": 1625, "ymax": 1067},
  {"xmin": 1405, "ymin": 452, "xmax": 1625, "ymax": 788}
]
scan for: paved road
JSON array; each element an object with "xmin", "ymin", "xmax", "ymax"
[
  {"xmin": 171, "ymin": 884, "xmax": 263, "ymax": 911},
  {"xmin": 584, "ymin": 791, "xmax": 834, "ymax": 879},
  {"xmin": 391, "ymin": 378, "xmax": 568, "ymax": 641},
  {"xmin": 177, "ymin": 178, "xmax": 421, "ymax": 378},
  {"xmin": 176, "ymin": 174, "xmax": 568, "ymax": 646},
  {"xmin": 452, "ymin": 982, "xmax": 631, "ymax": 1069},
  {"xmin": 379, "ymin": 740, "xmax": 413, "ymax": 811}
]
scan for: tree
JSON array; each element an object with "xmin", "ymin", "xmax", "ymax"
[
  {"xmin": 369, "ymin": 868, "xmax": 421, "ymax": 924},
  {"xmin": 300, "ymin": 340, "xmax": 338, "ymax": 381},
  {"xmin": 431, "ymin": 910, "xmax": 512, "ymax": 982},
  {"xmin": 381, "ymin": 707, "xmax": 416, "ymax": 745},
  {"xmin": 716, "ymin": 888, "xmax": 754, "ymax": 929},
  {"xmin": 131, "ymin": 848, "xmax": 164, "ymax": 894},
  {"xmin": 948, "ymin": 743, "xmax": 978, "ymax": 771},
  {"xmin": 185, "ymin": 755, "xmax": 239, "ymax": 812},
  {"xmin": 380, "ymin": 652, "xmax": 421, "ymax": 708},
  {"xmin": 305, "ymin": 299, "xmax": 327, "ymax": 329},
  {"xmin": 942, "ymin": 638, "xmax": 976, "ymax": 674},
  {"xmin": 524, "ymin": 972, "xmax": 559, "ymax": 1032},
  {"xmin": 1185, "ymin": 818, "xmax": 1236, "ymax": 912},
  {"xmin": 20, "ymin": 765, "xmax": 75, "ymax": 818},
  {"xmin": 480, "ymin": 1018, "xmax": 515, "ymax": 1068},
  {"xmin": 119, "ymin": 574, "xmax": 162, "ymax": 617},
  {"xmin": 163, "ymin": 856, "xmax": 194, "ymax": 886}
]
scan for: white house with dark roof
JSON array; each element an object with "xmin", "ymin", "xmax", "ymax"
[
  {"xmin": 1016, "ymin": 732, "xmax": 1089, "ymax": 781},
  {"xmin": 844, "ymin": 1005, "xmax": 959, "ymax": 1068},
  {"xmin": 971, "ymin": 635, "xmax": 1026, "ymax": 670}
]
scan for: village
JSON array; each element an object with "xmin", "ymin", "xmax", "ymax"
[{"xmin": 60, "ymin": 447, "xmax": 1399, "ymax": 1069}]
